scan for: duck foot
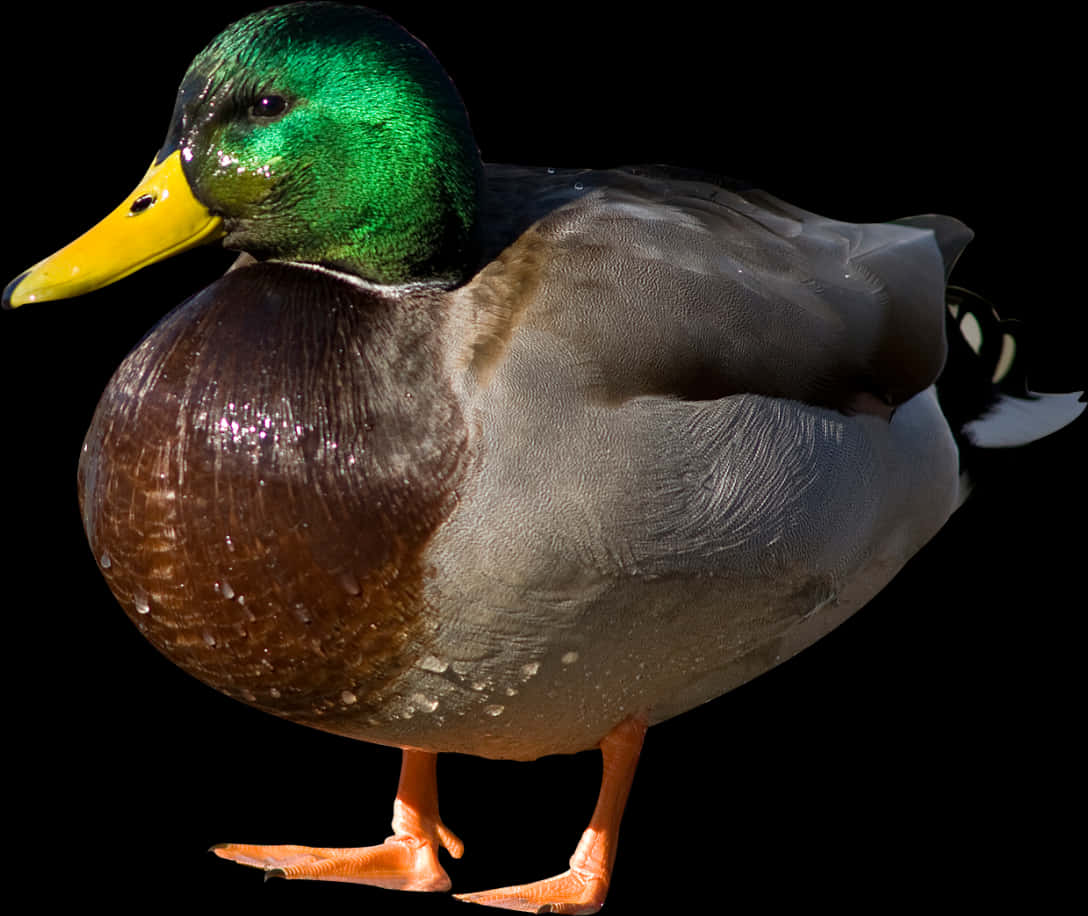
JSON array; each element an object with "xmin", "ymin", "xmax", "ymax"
[
  {"xmin": 212, "ymin": 749, "xmax": 462, "ymax": 892},
  {"xmin": 212, "ymin": 834, "xmax": 458, "ymax": 890},
  {"xmin": 455, "ymin": 867, "xmax": 607, "ymax": 913},
  {"xmin": 455, "ymin": 713, "xmax": 647, "ymax": 913}
]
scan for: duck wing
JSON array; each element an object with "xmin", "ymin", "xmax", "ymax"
[{"xmin": 466, "ymin": 165, "xmax": 970, "ymax": 411}]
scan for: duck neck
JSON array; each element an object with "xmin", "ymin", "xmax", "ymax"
[{"xmin": 282, "ymin": 121, "xmax": 485, "ymax": 288}]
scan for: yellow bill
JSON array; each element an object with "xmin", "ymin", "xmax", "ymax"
[{"xmin": 3, "ymin": 150, "xmax": 224, "ymax": 309}]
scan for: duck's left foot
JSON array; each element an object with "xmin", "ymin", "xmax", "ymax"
[
  {"xmin": 455, "ymin": 867, "xmax": 606, "ymax": 913},
  {"xmin": 212, "ymin": 749, "xmax": 461, "ymax": 892},
  {"xmin": 212, "ymin": 832, "xmax": 459, "ymax": 890},
  {"xmin": 455, "ymin": 713, "xmax": 648, "ymax": 913}
]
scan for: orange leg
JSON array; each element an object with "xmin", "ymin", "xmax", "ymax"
[
  {"xmin": 456, "ymin": 713, "xmax": 648, "ymax": 914},
  {"xmin": 212, "ymin": 749, "xmax": 462, "ymax": 892}
]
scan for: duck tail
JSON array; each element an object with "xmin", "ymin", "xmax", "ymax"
[{"xmin": 936, "ymin": 286, "xmax": 1085, "ymax": 504}]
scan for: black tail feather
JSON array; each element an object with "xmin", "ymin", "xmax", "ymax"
[{"xmin": 938, "ymin": 286, "xmax": 1085, "ymax": 459}]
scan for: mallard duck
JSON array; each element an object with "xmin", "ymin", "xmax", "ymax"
[{"xmin": 4, "ymin": 3, "xmax": 1083, "ymax": 912}]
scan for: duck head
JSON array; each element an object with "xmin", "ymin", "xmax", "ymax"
[{"xmin": 3, "ymin": 2, "xmax": 485, "ymax": 308}]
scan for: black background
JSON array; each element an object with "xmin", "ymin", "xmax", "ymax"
[{"xmin": 2, "ymin": 3, "xmax": 1083, "ymax": 912}]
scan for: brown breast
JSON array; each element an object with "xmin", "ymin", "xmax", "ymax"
[{"xmin": 78, "ymin": 262, "xmax": 467, "ymax": 728}]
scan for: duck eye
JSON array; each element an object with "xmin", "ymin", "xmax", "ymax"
[{"xmin": 249, "ymin": 94, "xmax": 288, "ymax": 120}]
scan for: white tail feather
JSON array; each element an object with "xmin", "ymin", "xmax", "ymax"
[{"xmin": 962, "ymin": 390, "xmax": 1085, "ymax": 448}]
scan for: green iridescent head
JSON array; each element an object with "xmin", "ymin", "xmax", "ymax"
[
  {"xmin": 2, "ymin": 3, "xmax": 486, "ymax": 310},
  {"xmin": 163, "ymin": 2, "xmax": 484, "ymax": 285}
]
